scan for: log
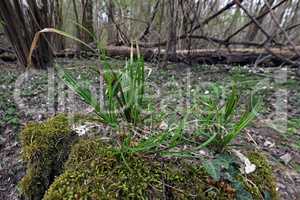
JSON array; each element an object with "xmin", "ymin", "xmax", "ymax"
[
  {"xmin": 0, "ymin": 52, "xmax": 17, "ymax": 62},
  {"xmin": 0, "ymin": 47, "xmax": 14, "ymax": 54},
  {"xmin": 79, "ymin": 46, "xmax": 300, "ymax": 67},
  {"xmin": 1, "ymin": 46, "xmax": 300, "ymax": 67}
]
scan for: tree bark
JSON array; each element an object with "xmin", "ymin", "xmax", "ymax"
[
  {"xmin": 107, "ymin": 0, "xmax": 117, "ymax": 44},
  {"xmin": 0, "ymin": 0, "xmax": 53, "ymax": 69},
  {"xmin": 53, "ymin": 46, "xmax": 300, "ymax": 67},
  {"xmin": 54, "ymin": 0, "xmax": 65, "ymax": 51},
  {"xmin": 81, "ymin": 0, "xmax": 94, "ymax": 44},
  {"xmin": 164, "ymin": 0, "xmax": 178, "ymax": 64}
]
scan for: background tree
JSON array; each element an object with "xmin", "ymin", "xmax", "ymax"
[
  {"xmin": 0, "ymin": 0, "xmax": 53, "ymax": 69},
  {"xmin": 164, "ymin": 0, "xmax": 178, "ymax": 63},
  {"xmin": 107, "ymin": 0, "xmax": 118, "ymax": 45},
  {"xmin": 53, "ymin": 0, "xmax": 65, "ymax": 51},
  {"xmin": 81, "ymin": 0, "xmax": 94, "ymax": 44}
]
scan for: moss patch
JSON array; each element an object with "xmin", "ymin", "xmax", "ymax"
[
  {"xmin": 43, "ymin": 139, "xmax": 278, "ymax": 200},
  {"xmin": 19, "ymin": 114, "xmax": 77, "ymax": 200},
  {"xmin": 44, "ymin": 139, "xmax": 207, "ymax": 199},
  {"xmin": 246, "ymin": 152, "xmax": 279, "ymax": 200}
]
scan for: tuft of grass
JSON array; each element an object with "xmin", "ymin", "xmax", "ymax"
[
  {"xmin": 192, "ymin": 84, "xmax": 261, "ymax": 153},
  {"xmin": 30, "ymin": 28, "xmax": 147, "ymax": 127}
]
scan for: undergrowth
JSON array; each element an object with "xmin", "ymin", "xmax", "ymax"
[{"xmin": 19, "ymin": 28, "xmax": 276, "ymax": 200}]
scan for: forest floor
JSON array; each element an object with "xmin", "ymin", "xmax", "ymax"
[{"xmin": 0, "ymin": 59, "xmax": 300, "ymax": 200}]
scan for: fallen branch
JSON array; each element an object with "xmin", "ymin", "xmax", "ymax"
[
  {"xmin": 189, "ymin": 0, "xmax": 243, "ymax": 34},
  {"xmin": 235, "ymin": 1, "xmax": 278, "ymax": 45},
  {"xmin": 3, "ymin": 45, "xmax": 300, "ymax": 67}
]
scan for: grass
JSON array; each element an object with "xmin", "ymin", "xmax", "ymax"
[
  {"xmin": 58, "ymin": 57, "xmax": 261, "ymax": 156},
  {"xmin": 287, "ymin": 118, "xmax": 300, "ymax": 152},
  {"xmin": 27, "ymin": 27, "xmax": 261, "ymax": 154}
]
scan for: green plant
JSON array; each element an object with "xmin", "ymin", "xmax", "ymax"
[
  {"xmin": 203, "ymin": 154, "xmax": 253, "ymax": 200},
  {"xmin": 56, "ymin": 53, "xmax": 146, "ymax": 126},
  {"xmin": 193, "ymin": 84, "xmax": 261, "ymax": 153},
  {"xmin": 30, "ymin": 28, "xmax": 147, "ymax": 127},
  {"xmin": 0, "ymin": 71, "xmax": 20, "ymax": 132},
  {"xmin": 101, "ymin": 49, "xmax": 145, "ymax": 125}
]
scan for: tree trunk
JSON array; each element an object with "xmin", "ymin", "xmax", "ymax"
[
  {"xmin": 71, "ymin": 0, "xmax": 81, "ymax": 55},
  {"xmin": 0, "ymin": 0, "xmax": 53, "ymax": 69},
  {"xmin": 107, "ymin": 0, "xmax": 117, "ymax": 45},
  {"xmin": 164, "ymin": 0, "xmax": 178, "ymax": 64},
  {"xmin": 167, "ymin": 0, "xmax": 177, "ymax": 58},
  {"xmin": 81, "ymin": 0, "xmax": 94, "ymax": 46},
  {"xmin": 53, "ymin": 46, "xmax": 300, "ymax": 67},
  {"xmin": 54, "ymin": 0, "xmax": 65, "ymax": 51}
]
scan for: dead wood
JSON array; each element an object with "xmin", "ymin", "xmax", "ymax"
[
  {"xmin": 55, "ymin": 46, "xmax": 300, "ymax": 67},
  {"xmin": 1, "ymin": 45, "xmax": 299, "ymax": 67}
]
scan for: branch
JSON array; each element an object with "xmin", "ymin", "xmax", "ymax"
[
  {"xmin": 234, "ymin": 0, "xmax": 276, "ymax": 45},
  {"xmin": 189, "ymin": 0, "xmax": 243, "ymax": 34},
  {"xmin": 225, "ymin": 0, "xmax": 288, "ymax": 42},
  {"xmin": 139, "ymin": 0, "xmax": 242, "ymax": 48},
  {"xmin": 263, "ymin": 0, "xmax": 300, "ymax": 63},
  {"xmin": 139, "ymin": 0, "xmax": 160, "ymax": 41}
]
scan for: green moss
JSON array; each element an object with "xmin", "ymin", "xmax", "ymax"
[
  {"xmin": 44, "ymin": 139, "xmax": 278, "ymax": 200},
  {"xmin": 18, "ymin": 128, "xmax": 278, "ymax": 200},
  {"xmin": 245, "ymin": 152, "xmax": 279, "ymax": 200},
  {"xmin": 19, "ymin": 114, "xmax": 77, "ymax": 200}
]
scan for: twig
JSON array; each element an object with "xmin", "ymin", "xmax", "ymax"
[
  {"xmin": 139, "ymin": 0, "xmax": 160, "ymax": 41},
  {"xmin": 225, "ymin": 0, "xmax": 288, "ymax": 42},
  {"xmin": 234, "ymin": 0, "xmax": 277, "ymax": 45},
  {"xmin": 189, "ymin": 0, "xmax": 244, "ymax": 35},
  {"xmin": 263, "ymin": 0, "xmax": 300, "ymax": 60}
]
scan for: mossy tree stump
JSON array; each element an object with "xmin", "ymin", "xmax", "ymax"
[{"xmin": 19, "ymin": 115, "xmax": 278, "ymax": 200}]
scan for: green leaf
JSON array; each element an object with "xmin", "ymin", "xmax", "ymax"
[
  {"xmin": 224, "ymin": 83, "xmax": 239, "ymax": 122},
  {"xmin": 203, "ymin": 160, "xmax": 221, "ymax": 181},
  {"xmin": 222, "ymin": 94, "xmax": 261, "ymax": 147},
  {"xmin": 55, "ymin": 65, "xmax": 116, "ymax": 126},
  {"xmin": 232, "ymin": 180, "xmax": 253, "ymax": 200}
]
